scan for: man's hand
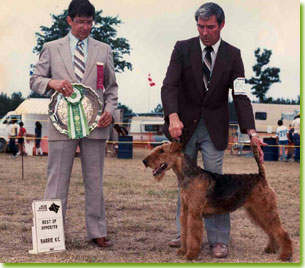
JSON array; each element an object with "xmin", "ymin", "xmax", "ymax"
[
  {"xmin": 248, "ymin": 130, "xmax": 267, "ymax": 163},
  {"xmin": 169, "ymin": 113, "xmax": 184, "ymax": 140},
  {"xmin": 98, "ymin": 111, "xmax": 113, "ymax": 128},
  {"xmin": 48, "ymin": 80, "xmax": 74, "ymax": 97}
]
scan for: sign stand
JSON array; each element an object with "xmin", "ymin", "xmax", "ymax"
[
  {"xmin": 29, "ymin": 199, "xmax": 66, "ymax": 254},
  {"xmin": 21, "ymin": 153, "xmax": 24, "ymax": 180}
]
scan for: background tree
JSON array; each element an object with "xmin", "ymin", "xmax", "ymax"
[
  {"xmin": 117, "ymin": 102, "xmax": 133, "ymax": 116},
  {"xmin": 0, "ymin": 92, "xmax": 24, "ymax": 117},
  {"xmin": 33, "ymin": 10, "xmax": 132, "ymax": 73},
  {"xmin": 28, "ymin": 91, "xmax": 49, "ymax": 99},
  {"xmin": 151, "ymin": 103, "xmax": 163, "ymax": 113},
  {"xmin": 260, "ymin": 95, "xmax": 300, "ymax": 105},
  {"xmin": 0, "ymin": 93, "xmax": 10, "ymax": 118},
  {"xmin": 246, "ymin": 48, "xmax": 280, "ymax": 103}
]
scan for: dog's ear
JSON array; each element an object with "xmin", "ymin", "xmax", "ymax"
[{"xmin": 170, "ymin": 141, "xmax": 183, "ymax": 153}]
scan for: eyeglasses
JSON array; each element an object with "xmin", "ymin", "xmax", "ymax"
[{"xmin": 72, "ymin": 18, "xmax": 95, "ymax": 27}]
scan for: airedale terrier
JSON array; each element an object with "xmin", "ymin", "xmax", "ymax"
[{"xmin": 143, "ymin": 142, "xmax": 293, "ymax": 261}]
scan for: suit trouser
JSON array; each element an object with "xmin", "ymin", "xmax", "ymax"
[
  {"xmin": 176, "ymin": 118, "xmax": 230, "ymax": 245},
  {"xmin": 44, "ymin": 139, "xmax": 107, "ymax": 239}
]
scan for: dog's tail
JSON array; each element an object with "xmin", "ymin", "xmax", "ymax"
[{"xmin": 252, "ymin": 143, "xmax": 266, "ymax": 178}]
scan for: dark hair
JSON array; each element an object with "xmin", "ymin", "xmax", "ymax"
[
  {"xmin": 277, "ymin": 120, "xmax": 283, "ymax": 126},
  {"xmin": 19, "ymin": 121, "xmax": 24, "ymax": 127},
  {"xmin": 35, "ymin": 121, "xmax": 42, "ymax": 129},
  {"xmin": 195, "ymin": 2, "xmax": 225, "ymax": 26},
  {"xmin": 68, "ymin": 0, "xmax": 95, "ymax": 19}
]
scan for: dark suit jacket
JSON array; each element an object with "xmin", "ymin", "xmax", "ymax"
[{"xmin": 161, "ymin": 37, "xmax": 255, "ymax": 150}]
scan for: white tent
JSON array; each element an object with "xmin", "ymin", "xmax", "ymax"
[{"xmin": 15, "ymin": 98, "xmax": 49, "ymax": 115}]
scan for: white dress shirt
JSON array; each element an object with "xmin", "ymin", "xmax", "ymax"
[
  {"xmin": 199, "ymin": 37, "xmax": 221, "ymax": 73},
  {"xmin": 68, "ymin": 31, "xmax": 89, "ymax": 66}
]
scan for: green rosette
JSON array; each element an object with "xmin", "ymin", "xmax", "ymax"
[{"xmin": 65, "ymin": 86, "xmax": 90, "ymax": 139}]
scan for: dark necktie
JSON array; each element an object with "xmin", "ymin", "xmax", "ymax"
[
  {"xmin": 202, "ymin": 46, "xmax": 213, "ymax": 90},
  {"xmin": 74, "ymin": 40, "xmax": 85, "ymax": 82}
]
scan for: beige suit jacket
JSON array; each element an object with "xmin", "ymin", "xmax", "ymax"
[{"xmin": 30, "ymin": 34, "xmax": 118, "ymax": 141}]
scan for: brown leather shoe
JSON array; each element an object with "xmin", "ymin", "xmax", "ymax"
[
  {"xmin": 211, "ymin": 243, "xmax": 228, "ymax": 258},
  {"xmin": 168, "ymin": 237, "xmax": 181, "ymax": 248},
  {"xmin": 92, "ymin": 237, "xmax": 113, "ymax": 248}
]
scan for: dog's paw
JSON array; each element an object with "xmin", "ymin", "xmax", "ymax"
[
  {"xmin": 264, "ymin": 246, "xmax": 277, "ymax": 254},
  {"xmin": 185, "ymin": 251, "xmax": 198, "ymax": 261},
  {"xmin": 279, "ymin": 252, "xmax": 293, "ymax": 262},
  {"xmin": 264, "ymin": 243, "xmax": 279, "ymax": 254},
  {"xmin": 177, "ymin": 248, "xmax": 186, "ymax": 256}
]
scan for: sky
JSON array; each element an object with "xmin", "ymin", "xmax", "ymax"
[{"xmin": 0, "ymin": 0, "xmax": 301, "ymax": 114}]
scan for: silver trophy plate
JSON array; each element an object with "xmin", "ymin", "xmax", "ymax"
[{"xmin": 49, "ymin": 83, "xmax": 103, "ymax": 137}]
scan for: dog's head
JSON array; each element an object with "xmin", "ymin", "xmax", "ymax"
[{"xmin": 142, "ymin": 141, "xmax": 183, "ymax": 181}]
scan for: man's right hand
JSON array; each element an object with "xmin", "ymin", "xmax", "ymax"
[
  {"xmin": 169, "ymin": 113, "xmax": 184, "ymax": 140},
  {"xmin": 48, "ymin": 80, "xmax": 74, "ymax": 97}
]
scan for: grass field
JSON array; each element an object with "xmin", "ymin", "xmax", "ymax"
[{"xmin": 0, "ymin": 148, "xmax": 301, "ymax": 264}]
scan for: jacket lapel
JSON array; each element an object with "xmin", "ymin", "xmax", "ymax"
[
  {"xmin": 190, "ymin": 38, "xmax": 205, "ymax": 101},
  {"xmin": 82, "ymin": 37, "xmax": 99, "ymax": 83},
  {"xmin": 204, "ymin": 40, "xmax": 228, "ymax": 102},
  {"xmin": 58, "ymin": 35, "xmax": 76, "ymax": 81}
]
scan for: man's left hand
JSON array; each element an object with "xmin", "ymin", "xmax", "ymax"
[
  {"xmin": 250, "ymin": 136, "xmax": 267, "ymax": 163},
  {"xmin": 98, "ymin": 111, "xmax": 113, "ymax": 128}
]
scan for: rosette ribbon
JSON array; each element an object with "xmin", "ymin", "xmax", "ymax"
[{"xmin": 65, "ymin": 86, "xmax": 89, "ymax": 139}]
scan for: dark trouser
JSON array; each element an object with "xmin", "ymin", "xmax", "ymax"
[
  {"xmin": 9, "ymin": 138, "xmax": 18, "ymax": 156},
  {"xmin": 35, "ymin": 138, "xmax": 41, "ymax": 148},
  {"xmin": 293, "ymin": 133, "xmax": 300, "ymax": 161}
]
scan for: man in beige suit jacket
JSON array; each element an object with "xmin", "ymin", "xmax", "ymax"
[{"xmin": 30, "ymin": 0, "xmax": 117, "ymax": 248}]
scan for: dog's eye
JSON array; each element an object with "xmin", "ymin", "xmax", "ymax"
[{"xmin": 159, "ymin": 149, "xmax": 165, "ymax": 154}]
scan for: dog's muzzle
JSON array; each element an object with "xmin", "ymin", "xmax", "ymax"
[
  {"xmin": 143, "ymin": 159, "xmax": 148, "ymax": 167},
  {"xmin": 152, "ymin": 163, "xmax": 168, "ymax": 176}
]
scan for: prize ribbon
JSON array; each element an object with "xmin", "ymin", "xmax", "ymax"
[
  {"xmin": 65, "ymin": 85, "xmax": 89, "ymax": 139},
  {"xmin": 96, "ymin": 62, "xmax": 104, "ymax": 90}
]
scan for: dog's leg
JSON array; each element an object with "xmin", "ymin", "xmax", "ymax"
[
  {"xmin": 264, "ymin": 234, "xmax": 279, "ymax": 254},
  {"xmin": 245, "ymin": 205, "xmax": 279, "ymax": 253},
  {"xmin": 177, "ymin": 195, "xmax": 188, "ymax": 256},
  {"xmin": 185, "ymin": 209, "xmax": 203, "ymax": 260},
  {"xmin": 245, "ymin": 190, "xmax": 293, "ymax": 262},
  {"xmin": 274, "ymin": 225, "xmax": 293, "ymax": 261}
]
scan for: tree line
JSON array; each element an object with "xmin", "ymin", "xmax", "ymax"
[
  {"xmin": 1, "ymin": 90, "xmax": 299, "ymax": 119},
  {"xmin": 0, "ymin": 92, "xmax": 24, "ymax": 118}
]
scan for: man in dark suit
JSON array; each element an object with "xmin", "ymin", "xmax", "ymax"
[{"xmin": 161, "ymin": 2, "xmax": 265, "ymax": 258}]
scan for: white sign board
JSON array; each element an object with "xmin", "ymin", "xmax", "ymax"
[{"xmin": 29, "ymin": 199, "xmax": 66, "ymax": 254}]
